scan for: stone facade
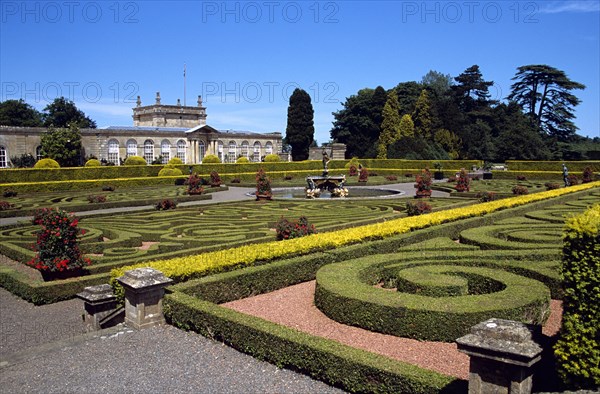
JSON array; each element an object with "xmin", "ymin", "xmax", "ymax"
[
  {"xmin": 0, "ymin": 95, "xmax": 283, "ymax": 167},
  {"xmin": 308, "ymin": 143, "xmax": 347, "ymax": 161}
]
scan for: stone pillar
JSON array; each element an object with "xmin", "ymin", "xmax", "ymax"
[
  {"xmin": 77, "ymin": 284, "xmax": 118, "ymax": 331},
  {"xmin": 116, "ymin": 268, "xmax": 173, "ymax": 330},
  {"xmin": 456, "ymin": 318, "xmax": 543, "ymax": 394}
]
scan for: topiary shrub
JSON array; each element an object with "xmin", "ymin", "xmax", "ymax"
[
  {"xmin": 255, "ymin": 168, "xmax": 272, "ymax": 200},
  {"xmin": 406, "ymin": 200, "xmax": 432, "ymax": 216},
  {"xmin": 202, "ymin": 154, "xmax": 221, "ymax": 164},
  {"xmin": 185, "ymin": 173, "xmax": 204, "ymax": 195},
  {"xmin": 264, "ymin": 154, "xmax": 281, "ymax": 162},
  {"xmin": 516, "ymin": 175, "xmax": 528, "ymax": 181},
  {"xmin": 476, "ymin": 191, "xmax": 497, "ymax": 202},
  {"xmin": 545, "ymin": 182, "xmax": 561, "ymax": 191},
  {"xmin": 512, "ymin": 185, "xmax": 529, "ymax": 195},
  {"xmin": 84, "ymin": 159, "xmax": 101, "ymax": 167},
  {"xmin": 158, "ymin": 166, "xmax": 183, "ymax": 177},
  {"xmin": 275, "ymin": 216, "xmax": 317, "ymax": 240},
  {"xmin": 349, "ymin": 165, "xmax": 358, "ymax": 177},
  {"xmin": 210, "ymin": 171, "xmax": 222, "ymax": 187},
  {"xmin": 236, "ymin": 156, "xmax": 250, "ymax": 163},
  {"xmin": 87, "ymin": 195, "xmax": 107, "ymax": 203},
  {"xmin": 358, "ymin": 166, "xmax": 369, "ymax": 183},
  {"xmin": 567, "ymin": 174, "xmax": 579, "ymax": 186},
  {"xmin": 554, "ymin": 204, "xmax": 600, "ymax": 390},
  {"xmin": 34, "ymin": 158, "xmax": 60, "ymax": 169},
  {"xmin": 168, "ymin": 157, "xmax": 183, "ymax": 165},
  {"xmin": 124, "ymin": 155, "xmax": 147, "ymax": 166},
  {"xmin": 385, "ymin": 175, "xmax": 398, "ymax": 181},
  {"xmin": 581, "ymin": 166, "xmax": 594, "ymax": 183},
  {"xmin": 155, "ymin": 199, "xmax": 177, "ymax": 210},
  {"xmin": 414, "ymin": 168, "xmax": 432, "ymax": 198},
  {"xmin": 454, "ymin": 168, "xmax": 470, "ymax": 192},
  {"xmin": 344, "ymin": 157, "xmax": 361, "ymax": 169}
]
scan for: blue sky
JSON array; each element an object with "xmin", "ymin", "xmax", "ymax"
[{"xmin": 1, "ymin": 0, "xmax": 599, "ymax": 144}]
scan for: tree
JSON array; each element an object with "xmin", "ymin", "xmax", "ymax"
[
  {"xmin": 393, "ymin": 81, "xmax": 423, "ymax": 115},
  {"xmin": 0, "ymin": 99, "xmax": 43, "ymax": 126},
  {"xmin": 452, "ymin": 65, "xmax": 495, "ymax": 113},
  {"xmin": 421, "ymin": 70, "xmax": 453, "ymax": 98},
  {"xmin": 40, "ymin": 124, "xmax": 83, "ymax": 167},
  {"xmin": 377, "ymin": 90, "xmax": 402, "ymax": 158},
  {"xmin": 434, "ymin": 129, "xmax": 462, "ymax": 159},
  {"xmin": 461, "ymin": 119, "xmax": 495, "ymax": 161},
  {"xmin": 42, "ymin": 97, "xmax": 96, "ymax": 128},
  {"xmin": 412, "ymin": 89, "xmax": 434, "ymax": 140},
  {"xmin": 507, "ymin": 64, "xmax": 585, "ymax": 141},
  {"xmin": 285, "ymin": 89, "xmax": 315, "ymax": 161},
  {"xmin": 330, "ymin": 86, "xmax": 387, "ymax": 158},
  {"xmin": 398, "ymin": 114, "xmax": 414, "ymax": 139}
]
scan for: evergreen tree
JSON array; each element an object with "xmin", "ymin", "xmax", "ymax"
[
  {"xmin": 412, "ymin": 90, "xmax": 433, "ymax": 140},
  {"xmin": 434, "ymin": 129, "xmax": 462, "ymax": 159},
  {"xmin": 508, "ymin": 64, "xmax": 585, "ymax": 141},
  {"xmin": 398, "ymin": 114, "xmax": 414, "ymax": 138},
  {"xmin": 43, "ymin": 97, "xmax": 96, "ymax": 128},
  {"xmin": 0, "ymin": 99, "xmax": 43, "ymax": 127},
  {"xmin": 452, "ymin": 65, "xmax": 495, "ymax": 112},
  {"xmin": 377, "ymin": 90, "xmax": 402, "ymax": 159},
  {"xmin": 285, "ymin": 88, "xmax": 315, "ymax": 161}
]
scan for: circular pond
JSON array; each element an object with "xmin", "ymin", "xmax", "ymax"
[{"xmin": 270, "ymin": 187, "xmax": 404, "ymax": 199}]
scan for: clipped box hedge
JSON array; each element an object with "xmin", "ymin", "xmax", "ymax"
[{"xmin": 506, "ymin": 160, "xmax": 600, "ymax": 172}]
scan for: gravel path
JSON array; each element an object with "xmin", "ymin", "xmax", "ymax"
[
  {"xmin": 0, "ymin": 288, "xmax": 343, "ymax": 393},
  {"xmin": 223, "ymin": 281, "xmax": 564, "ymax": 380}
]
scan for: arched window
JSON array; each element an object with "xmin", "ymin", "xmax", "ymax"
[
  {"xmin": 36, "ymin": 146, "xmax": 43, "ymax": 161},
  {"xmin": 161, "ymin": 140, "xmax": 171, "ymax": 164},
  {"xmin": 217, "ymin": 141, "xmax": 224, "ymax": 162},
  {"xmin": 143, "ymin": 140, "xmax": 154, "ymax": 164},
  {"xmin": 108, "ymin": 139, "xmax": 120, "ymax": 165},
  {"xmin": 265, "ymin": 141, "xmax": 273, "ymax": 155},
  {"xmin": 176, "ymin": 140, "xmax": 186, "ymax": 163},
  {"xmin": 241, "ymin": 141, "xmax": 249, "ymax": 158},
  {"xmin": 228, "ymin": 141, "xmax": 237, "ymax": 163},
  {"xmin": 198, "ymin": 141, "xmax": 205, "ymax": 161},
  {"xmin": 253, "ymin": 141, "xmax": 261, "ymax": 162},
  {"xmin": 126, "ymin": 139, "xmax": 137, "ymax": 157},
  {"xmin": 0, "ymin": 146, "xmax": 7, "ymax": 168}
]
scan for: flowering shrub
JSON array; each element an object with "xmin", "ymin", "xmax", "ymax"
[
  {"xmin": 516, "ymin": 175, "xmax": 528, "ymax": 181},
  {"xmin": 545, "ymin": 182, "xmax": 561, "ymax": 191},
  {"xmin": 210, "ymin": 171, "xmax": 222, "ymax": 187},
  {"xmin": 476, "ymin": 191, "xmax": 497, "ymax": 202},
  {"xmin": 185, "ymin": 173, "xmax": 204, "ymax": 195},
  {"xmin": 567, "ymin": 174, "xmax": 579, "ymax": 186},
  {"xmin": 26, "ymin": 208, "xmax": 90, "ymax": 273},
  {"xmin": 358, "ymin": 167, "xmax": 369, "ymax": 182},
  {"xmin": 110, "ymin": 181, "xmax": 600, "ymax": 293},
  {"xmin": 256, "ymin": 168, "xmax": 272, "ymax": 199},
  {"xmin": 87, "ymin": 195, "xmax": 107, "ymax": 203},
  {"xmin": 385, "ymin": 175, "xmax": 398, "ymax": 181},
  {"xmin": 275, "ymin": 216, "xmax": 317, "ymax": 240},
  {"xmin": 0, "ymin": 201, "xmax": 14, "ymax": 210},
  {"xmin": 349, "ymin": 165, "xmax": 358, "ymax": 177},
  {"xmin": 3, "ymin": 190, "xmax": 17, "ymax": 197},
  {"xmin": 582, "ymin": 166, "xmax": 594, "ymax": 183},
  {"xmin": 414, "ymin": 168, "xmax": 432, "ymax": 198},
  {"xmin": 406, "ymin": 201, "xmax": 432, "ymax": 216},
  {"xmin": 155, "ymin": 199, "xmax": 177, "ymax": 210},
  {"xmin": 512, "ymin": 185, "xmax": 529, "ymax": 195},
  {"xmin": 455, "ymin": 169, "xmax": 470, "ymax": 192}
]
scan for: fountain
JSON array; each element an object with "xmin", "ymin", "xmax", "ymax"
[{"xmin": 305, "ymin": 149, "xmax": 349, "ymax": 199}]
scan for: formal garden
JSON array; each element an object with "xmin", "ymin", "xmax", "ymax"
[{"xmin": 0, "ymin": 159, "xmax": 599, "ymax": 393}]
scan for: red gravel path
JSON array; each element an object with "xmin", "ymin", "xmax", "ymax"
[{"xmin": 223, "ymin": 281, "xmax": 563, "ymax": 380}]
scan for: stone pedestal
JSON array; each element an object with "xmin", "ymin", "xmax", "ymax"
[
  {"xmin": 456, "ymin": 318, "xmax": 543, "ymax": 394},
  {"xmin": 117, "ymin": 268, "xmax": 173, "ymax": 330},
  {"xmin": 77, "ymin": 284, "xmax": 118, "ymax": 331}
]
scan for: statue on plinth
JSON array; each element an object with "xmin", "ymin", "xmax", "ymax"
[{"xmin": 322, "ymin": 150, "xmax": 330, "ymax": 176}]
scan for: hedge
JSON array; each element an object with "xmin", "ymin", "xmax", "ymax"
[
  {"xmin": 554, "ymin": 204, "xmax": 600, "ymax": 389},
  {"xmin": 164, "ymin": 291, "xmax": 465, "ymax": 394},
  {"xmin": 506, "ymin": 160, "xmax": 600, "ymax": 172}
]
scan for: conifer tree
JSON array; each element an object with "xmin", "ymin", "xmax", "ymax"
[
  {"xmin": 412, "ymin": 90, "xmax": 433, "ymax": 140},
  {"xmin": 285, "ymin": 89, "xmax": 315, "ymax": 161},
  {"xmin": 377, "ymin": 90, "xmax": 402, "ymax": 159}
]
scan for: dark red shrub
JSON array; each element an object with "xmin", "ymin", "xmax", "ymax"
[
  {"xmin": 186, "ymin": 173, "xmax": 204, "ymax": 195},
  {"xmin": 385, "ymin": 175, "xmax": 398, "ymax": 181},
  {"xmin": 155, "ymin": 199, "xmax": 177, "ymax": 210},
  {"xmin": 455, "ymin": 169, "xmax": 470, "ymax": 192},
  {"xmin": 516, "ymin": 175, "xmax": 527, "ymax": 181},
  {"xmin": 581, "ymin": 167, "xmax": 594, "ymax": 183},
  {"xmin": 512, "ymin": 185, "xmax": 529, "ymax": 195},
  {"xmin": 87, "ymin": 195, "xmax": 107, "ymax": 204},
  {"xmin": 476, "ymin": 191, "xmax": 497, "ymax": 202},
  {"xmin": 275, "ymin": 216, "xmax": 316, "ymax": 240},
  {"xmin": 406, "ymin": 200, "xmax": 432, "ymax": 216},
  {"xmin": 414, "ymin": 168, "xmax": 432, "ymax": 198},
  {"xmin": 358, "ymin": 167, "xmax": 369, "ymax": 182},
  {"xmin": 348, "ymin": 165, "xmax": 358, "ymax": 176},
  {"xmin": 210, "ymin": 171, "xmax": 222, "ymax": 187}
]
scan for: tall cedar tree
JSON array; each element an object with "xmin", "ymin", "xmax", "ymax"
[
  {"xmin": 285, "ymin": 89, "xmax": 315, "ymax": 161},
  {"xmin": 377, "ymin": 90, "xmax": 402, "ymax": 158},
  {"xmin": 331, "ymin": 86, "xmax": 387, "ymax": 158},
  {"xmin": 43, "ymin": 97, "xmax": 96, "ymax": 129},
  {"xmin": 412, "ymin": 89, "xmax": 433, "ymax": 140},
  {"xmin": 508, "ymin": 64, "xmax": 585, "ymax": 141},
  {"xmin": 0, "ymin": 99, "xmax": 43, "ymax": 126}
]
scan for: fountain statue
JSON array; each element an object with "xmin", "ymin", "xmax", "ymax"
[{"xmin": 305, "ymin": 149, "xmax": 348, "ymax": 198}]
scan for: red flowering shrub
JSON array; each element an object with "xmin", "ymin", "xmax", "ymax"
[
  {"xmin": 455, "ymin": 169, "xmax": 470, "ymax": 192},
  {"xmin": 582, "ymin": 166, "xmax": 594, "ymax": 183},
  {"xmin": 27, "ymin": 208, "xmax": 90, "ymax": 273},
  {"xmin": 358, "ymin": 167, "xmax": 369, "ymax": 182},
  {"xmin": 87, "ymin": 195, "xmax": 107, "ymax": 204},
  {"xmin": 256, "ymin": 168, "xmax": 272, "ymax": 199},
  {"xmin": 275, "ymin": 216, "xmax": 316, "ymax": 240},
  {"xmin": 349, "ymin": 165, "xmax": 358, "ymax": 177},
  {"xmin": 185, "ymin": 173, "xmax": 204, "ymax": 195},
  {"xmin": 210, "ymin": 171, "xmax": 222, "ymax": 187},
  {"xmin": 512, "ymin": 185, "xmax": 529, "ymax": 195},
  {"xmin": 476, "ymin": 191, "xmax": 497, "ymax": 202},
  {"xmin": 0, "ymin": 201, "xmax": 13, "ymax": 210},
  {"xmin": 155, "ymin": 199, "xmax": 177, "ymax": 210},
  {"xmin": 545, "ymin": 182, "xmax": 561, "ymax": 190},
  {"xmin": 414, "ymin": 168, "xmax": 432, "ymax": 198},
  {"xmin": 567, "ymin": 174, "xmax": 579, "ymax": 186},
  {"xmin": 406, "ymin": 200, "xmax": 432, "ymax": 216}
]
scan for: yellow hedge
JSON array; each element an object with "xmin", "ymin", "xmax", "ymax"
[{"xmin": 110, "ymin": 181, "xmax": 600, "ymax": 285}]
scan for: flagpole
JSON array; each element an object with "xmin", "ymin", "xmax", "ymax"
[{"xmin": 183, "ymin": 63, "xmax": 187, "ymax": 106}]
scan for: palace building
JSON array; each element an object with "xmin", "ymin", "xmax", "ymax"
[{"xmin": 0, "ymin": 92, "xmax": 284, "ymax": 167}]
